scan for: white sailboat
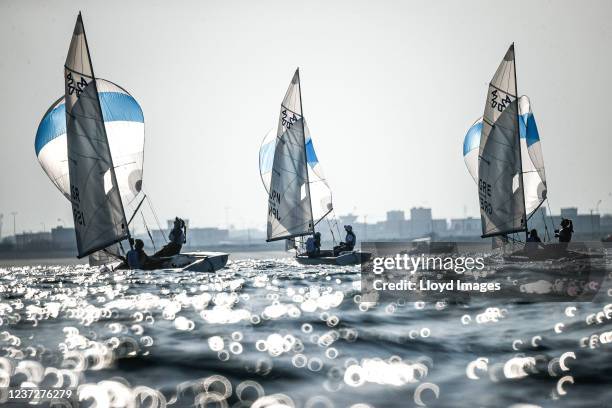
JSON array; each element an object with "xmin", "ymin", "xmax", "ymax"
[
  {"xmin": 468, "ymin": 44, "xmax": 600, "ymax": 261},
  {"xmin": 259, "ymin": 69, "xmax": 371, "ymax": 265},
  {"xmin": 476, "ymin": 44, "xmax": 530, "ymax": 239},
  {"xmin": 34, "ymin": 13, "xmax": 228, "ymax": 272}
]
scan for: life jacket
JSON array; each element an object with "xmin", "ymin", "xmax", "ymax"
[
  {"xmin": 559, "ymin": 228, "xmax": 572, "ymax": 243},
  {"xmin": 126, "ymin": 249, "xmax": 141, "ymax": 269},
  {"xmin": 305, "ymin": 237, "xmax": 316, "ymax": 253},
  {"xmin": 169, "ymin": 228, "xmax": 185, "ymax": 245},
  {"xmin": 345, "ymin": 231, "xmax": 356, "ymax": 248}
]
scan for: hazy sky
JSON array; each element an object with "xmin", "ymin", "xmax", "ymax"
[{"xmin": 1, "ymin": 0, "xmax": 611, "ymax": 235}]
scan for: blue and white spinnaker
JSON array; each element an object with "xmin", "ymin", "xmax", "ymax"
[
  {"xmin": 35, "ymin": 79, "xmax": 145, "ymax": 207},
  {"xmin": 463, "ymin": 95, "xmax": 547, "ymax": 220}
]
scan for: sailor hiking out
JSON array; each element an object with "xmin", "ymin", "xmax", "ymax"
[{"xmin": 154, "ymin": 217, "xmax": 187, "ymax": 257}]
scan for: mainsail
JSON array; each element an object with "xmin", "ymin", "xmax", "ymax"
[
  {"xmin": 64, "ymin": 13, "xmax": 130, "ymax": 257},
  {"xmin": 260, "ymin": 121, "xmax": 333, "ymax": 228},
  {"xmin": 264, "ymin": 69, "xmax": 317, "ymax": 242},
  {"xmin": 478, "ymin": 44, "xmax": 526, "ymax": 238},
  {"xmin": 464, "ymin": 95, "xmax": 547, "ymax": 219}
]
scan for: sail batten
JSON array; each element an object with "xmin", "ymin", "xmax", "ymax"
[{"xmin": 64, "ymin": 13, "xmax": 130, "ymax": 258}]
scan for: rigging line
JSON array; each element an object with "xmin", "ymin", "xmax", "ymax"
[
  {"xmin": 102, "ymin": 248, "xmax": 124, "ymax": 262},
  {"xmin": 546, "ymin": 199, "xmax": 556, "ymax": 238},
  {"xmin": 541, "ymin": 206, "xmax": 551, "ymax": 242},
  {"xmin": 146, "ymin": 195, "xmax": 168, "ymax": 244},
  {"xmin": 127, "ymin": 194, "xmax": 147, "ymax": 226},
  {"xmin": 141, "ymin": 212, "xmax": 156, "ymax": 252}
]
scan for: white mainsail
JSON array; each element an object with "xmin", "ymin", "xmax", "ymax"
[
  {"xmin": 478, "ymin": 44, "xmax": 527, "ymax": 238},
  {"xmin": 265, "ymin": 69, "xmax": 316, "ymax": 241},
  {"xmin": 64, "ymin": 13, "xmax": 130, "ymax": 258},
  {"xmin": 464, "ymin": 95, "xmax": 547, "ymax": 220},
  {"xmin": 260, "ymin": 121, "xmax": 333, "ymax": 227}
]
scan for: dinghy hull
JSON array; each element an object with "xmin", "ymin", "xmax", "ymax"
[
  {"xmin": 502, "ymin": 243, "xmax": 603, "ymax": 262},
  {"xmin": 115, "ymin": 251, "xmax": 229, "ymax": 272},
  {"xmin": 295, "ymin": 250, "xmax": 371, "ymax": 266},
  {"xmin": 169, "ymin": 252, "xmax": 230, "ymax": 272}
]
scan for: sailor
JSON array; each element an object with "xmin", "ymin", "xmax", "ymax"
[
  {"xmin": 334, "ymin": 225, "xmax": 357, "ymax": 255},
  {"xmin": 556, "ymin": 219, "xmax": 574, "ymax": 243},
  {"xmin": 314, "ymin": 232, "xmax": 322, "ymax": 252},
  {"xmin": 344, "ymin": 225, "xmax": 356, "ymax": 250},
  {"xmin": 525, "ymin": 229, "xmax": 544, "ymax": 251},
  {"xmin": 127, "ymin": 239, "xmax": 149, "ymax": 269},
  {"xmin": 154, "ymin": 217, "xmax": 187, "ymax": 257},
  {"xmin": 305, "ymin": 232, "xmax": 322, "ymax": 258}
]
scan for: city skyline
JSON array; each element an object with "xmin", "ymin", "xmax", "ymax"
[
  {"xmin": 2, "ymin": 203, "xmax": 611, "ymax": 238},
  {"xmin": 2, "ymin": 0, "xmax": 612, "ymax": 234}
]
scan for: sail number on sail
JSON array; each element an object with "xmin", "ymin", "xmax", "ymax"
[
  {"xmin": 478, "ymin": 179, "xmax": 492, "ymax": 215},
  {"xmin": 268, "ymin": 189, "xmax": 281, "ymax": 221},
  {"xmin": 281, "ymin": 109, "xmax": 298, "ymax": 129},
  {"xmin": 490, "ymin": 89, "xmax": 511, "ymax": 112},
  {"xmin": 70, "ymin": 184, "xmax": 86, "ymax": 226}
]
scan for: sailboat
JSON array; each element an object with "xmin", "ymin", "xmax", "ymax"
[
  {"xmin": 469, "ymin": 44, "xmax": 600, "ymax": 261},
  {"xmin": 34, "ymin": 13, "xmax": 228, "ymax": 272},
  {"xmin": 464, "ymin": 94, "xmax": 548, "ymax": 234},
  {"xmin": 259, "ymin": 69, "xmax": 371, "ymax": 266}
]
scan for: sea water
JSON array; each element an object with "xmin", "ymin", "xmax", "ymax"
[{"xmin": 0, "ymin": 253, "xmax": 611, "ymax": 407}]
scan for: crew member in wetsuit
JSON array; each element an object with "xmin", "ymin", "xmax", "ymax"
[
  {"xmin": 334, "ymin": 225, "xmax": 356, "ymax": 256},
  {"xmin": 154, "ymin": 217, "xmax": 187, "ymax": 257},
  {"xmin": 306, "ymin": 232, "xmax": 322, "ymax": 258},
  {"xmin": 525, "ymin": 229, "xmax": 545, "ymax": 251},
  {"xmin": 126, "ymin": 239, "xmax": 149, "ymax": 269},
  {"xmin": 556, "ymin": 219, "xmax": 574, "ymax": 243}
]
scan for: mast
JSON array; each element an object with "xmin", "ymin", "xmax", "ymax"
[
  {"xmin": 296, "ymin": 68, "xmax": 315, "ymax": 235},
  {"xmin": 80, "ymin": 13, "xmax": 132, "ymax": 249},
  {"xmin": 478, "ymin": 44, "xmax": 527, "ymax": 239},
  {"xmin": 65, "ymin": 13, "xmax": 132, "ymax": 257},
  {"xmin": 512, "ymin": 43, "xmax": 529, "ymax": 241}
]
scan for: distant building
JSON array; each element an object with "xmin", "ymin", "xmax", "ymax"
[
  {"xmin": 51, "ymin": 226, "xmax": 76, "ymax": 250},
  {"xmin": 187, "ymin": 228, "xmax": 229, "ymax": 246},
  {"xmin": 338, "ymin": 213, "xmax": 358, "ymax": 226},
  {"xmin": 385, "ymin": 210, "xmax": 405, "ymax": 238},
  {"xmin": 410, "ymin": 207, "xmax": 433, "ymax": 237},
  {"xmin": 449, "ymin": 217, "xmax": 481, "ymax": 237},
  {"xmin": 560, "ymin": 207, "xmax": 578, "ymax": 219},
  {"xmin": 432, "ymin": 219, "xmax": 448, "ymax": 235},
  {"xmin": 15, "ymin": 231, "xmax": 52, "ymax": 250},
  {"xmin": 601, "ymin": 215, "xmax": 612, "ymax": 233},
  {"xmin": 334, "ymin": 205, "xmax": 608, "ymax": 241},
  {"xmin": 228, "ymin": 228, "xmax": 265, "ymax": 243}
]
